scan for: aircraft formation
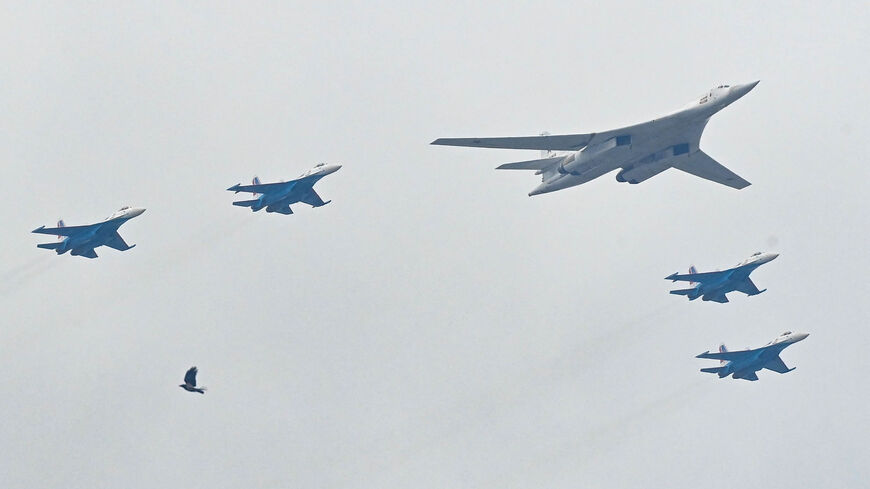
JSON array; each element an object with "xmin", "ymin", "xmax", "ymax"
[{"xmin": 32, "ymin": 82, "xmax": 806, "ymax": 384}]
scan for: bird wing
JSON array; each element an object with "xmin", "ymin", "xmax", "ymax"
[{"xmin": 184, "ymin": 366, "xmax": 198, "ymax": 386}]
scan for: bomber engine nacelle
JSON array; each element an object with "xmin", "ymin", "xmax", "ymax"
[
  {"xmin": 615, "ymin": 143, "xmax": 691, "ymax": 184},
  {"xmin": 558, "ymin": 135, "xmax": 631, "ymax": 175}
]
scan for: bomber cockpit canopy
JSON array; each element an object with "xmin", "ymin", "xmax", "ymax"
[{"xmin": 781, "ymin": 331, "xmax": 792, "ymax": 336}]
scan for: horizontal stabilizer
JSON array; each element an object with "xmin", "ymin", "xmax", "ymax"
[
  {"xmin": 233, "ymin": 200, "xmax": 260, "ymax": 208},
  {"xmin": 700, "ymin": 367, "xmax": 727, "ymax": 374},
  {"xmin": 432, "ymin": 133, "xmax": 593, "ymax": 151},
  {"xmin": 37, "ymin": 242, "xmax": 63, "ymax": 250},
  {"xmin": 496, "ymin": 156, "xmax": 563, "ymax": 171},
  {"xmin": 673, "ymin": 150, "xmax": 750, "ymax": 189},
  {"xmin": 669, "ymin": 288, "xmax": 695, "ymax": 296}
]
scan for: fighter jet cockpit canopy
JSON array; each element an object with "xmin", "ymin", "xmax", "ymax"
[{"xmin": 107, "ymin": 206, "xmax": 131, "ymax": 219}]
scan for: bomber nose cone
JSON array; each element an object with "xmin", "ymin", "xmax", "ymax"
[
  {"xmin": 794, "ymin": 332, "xmax": 809, "ymax": 342},
  {"xmin": 129, "ymin": 207, "xmax": 146, "ymax": 217},
  {"xmin": 730, "ymin": 80, "xmax": 760, "ymax": 98}
]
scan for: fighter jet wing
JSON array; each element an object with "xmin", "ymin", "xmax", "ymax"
[
  {"xmin": 227, "ymin": 181, "xmax": 295, "ymax": 194},
  {"xmin": 696, "ymin": 349, "xmax": 755, "ymax": 362},
  {"xmin": 733, "ymin": 277, "xmax": 763, "ymax": 296},
  {"xmin": 763, "ymin": 355, "xmax": 794, "ymax": 374},
  {"xmin": 665, "ymin": 269, "xmax": 731, "ymax": 284},
  {"xmin": 672, "ymin": 150, "xmax": 750, "ymax": 190},
  {"xmin": 299, "ymin": 190, "xmax": 329, "ymax": 207},
  {"xmin": 32, "ymin": 223, "xmax": 96, "ymax": 236},
  {"xmin": 432, "ymin": 133, "xmax": 594, "ymax": 151},
  {"xmin": 103, "ymin": 231, "xmax": 134, "ymax": 251}
]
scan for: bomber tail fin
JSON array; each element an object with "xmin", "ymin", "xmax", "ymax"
[
  {"xmin": 719, "ymin": 344, "xmax": 728, "ymax": 366},
  {"xmin": 56, "ymin": 219, "xmax": 65, "ymax": 240},
  {"xmin": 250, "ymin": 176, "xmax": 262, "ymax": 196}
]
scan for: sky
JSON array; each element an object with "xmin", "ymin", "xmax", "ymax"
[{"xmin": 1, "ymin": 2, "xmax": 868, "ymax": 488}]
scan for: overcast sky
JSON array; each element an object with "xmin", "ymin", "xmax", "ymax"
[{"xmin": 1, "ymin": 2, "xmax": 868, "ymax": 488}]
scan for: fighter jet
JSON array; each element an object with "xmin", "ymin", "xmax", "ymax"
[
  {"xmin": 32, "ymin": 206, "xmax": 145, "ymax": 259},
  {"xmin": 666, "ymin": 252, "xmax": 778, "ymax": 303},
  {"xmin": 696, "ymin": 331, "xmax": 809, "ymax": 381},
  {"xmin": 431, "ymin": 81, "xmax": 759, "ymax": 195},
  {"xmin": 227, "ymin": 163, "xmax": 342, "ymax": 215}
]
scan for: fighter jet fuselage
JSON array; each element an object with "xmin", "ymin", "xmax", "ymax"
[{"xmin": 432, "ymin": 82, "xmax": 760, "ymax": 195}]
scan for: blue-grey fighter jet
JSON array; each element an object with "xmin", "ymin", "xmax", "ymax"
[
  {"xmin": 227, "ymin": 163, "xmax": 342, "ymax": 215},
  {"xmin": 665, "ymin": 252, "xmax": 778, "ymax": 303},
  {"xmin": 696, "ymin": 331, "xmax": 809, "ymax": 381},
  {"xmin": 32, "ymin": 206, "xmax": 145, "ymax": 259}
]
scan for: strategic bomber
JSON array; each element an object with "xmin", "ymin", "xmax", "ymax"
[
  {"xmin": 432, "ymin": 81, "xmax": 759, "ymax": 195},
  {"xmin": 31, "ymin": 81, "xmax": 809, "ymax": 383}
]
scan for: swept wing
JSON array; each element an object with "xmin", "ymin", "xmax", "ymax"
[
  {"xmin": 228, "ymin": 181, "xmax": 295, "ymax": 194},
  {"xmin": 666, "ymin": 269, "xmax": 731, "ymax": 284},
  {"xmin": 300, "ymin": 190, "xmax": 328, "ymax": 207},
  {"xmin": 672, "ymin": 150, "xmax": 750, "ymax": 189},
  {"xmin": 733, "ymin": 277, "xmax": 763, "ymax": 295},
  {"xmin": 103, "ymin": 232, "xmax": 134, "ymax": 251},
  {"xmin": 32, "ymin": 224, "xmax": 96, "ymax": 236},
  {"xmin": 696, "ymin": 349, "xmax": 755, "ymax": 362},
  {"xmin": 432, "ymin": 133, "xmax": 593, "ymax": 151},
  {"xmin": 763, "ymin": 356, "xmax": 793, "ymax": 373}
]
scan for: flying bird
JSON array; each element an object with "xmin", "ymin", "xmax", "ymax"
[{"xmin": 179, "ymin": 366, "xmax": 206, "ymax": 394}]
